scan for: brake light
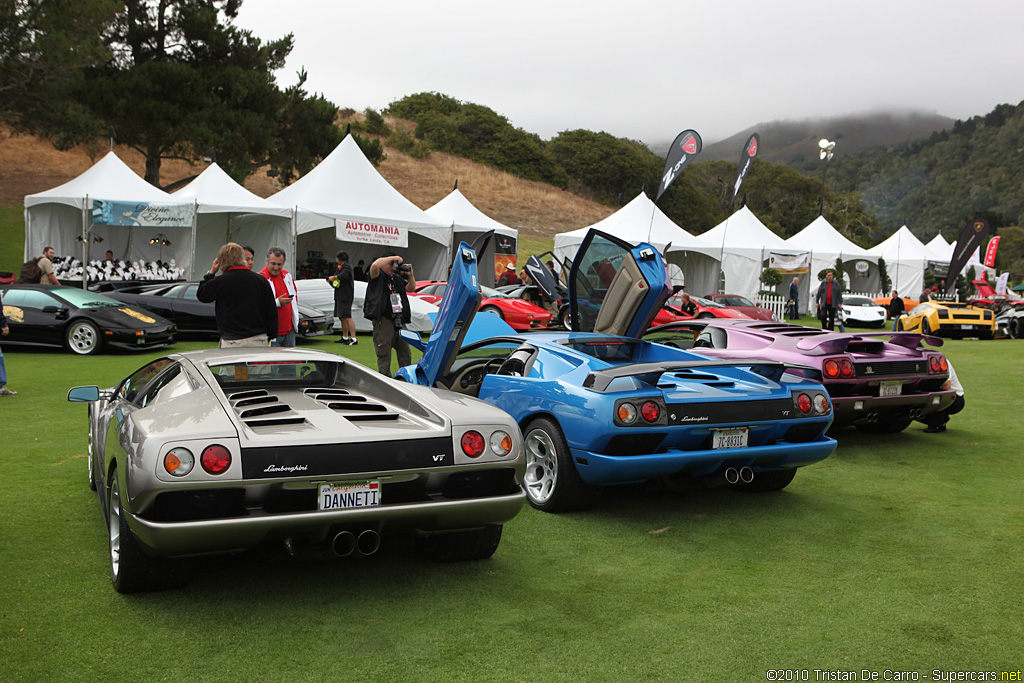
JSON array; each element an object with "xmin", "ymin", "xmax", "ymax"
[
  {"xmin": 939, "ymin": 356, "xmax": 948, "ymax": 372},
  {"xmin": 840, "ymin": 359, "xmax": 855, "ymax": 378},
  {"xmin": 823, "ymin": 360, "xmax": 840, "ymax": 378},
  {"xmin": 200, "ymin": 445, "xmax": 232, "ymax": 474},
  {"xmin": 929, "ymin": 356, "xmax": 940, "ymax": 373},
  {"xmin": 640, "ymin": 401, "xmax": 661, "ymax": 422},
  {"xmin": 461, "ymin": 431, "xmax": 485, "ymax": 457},
  {"xmin": 797, "ymin": 393, "xmax": 812, "ymax": 414}
]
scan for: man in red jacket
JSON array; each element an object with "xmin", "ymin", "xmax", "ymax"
[{"xmin": 259, "ymin": 247, "xmax": 298, "ymax": 347}]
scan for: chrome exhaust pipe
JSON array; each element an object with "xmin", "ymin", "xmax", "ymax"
[
  {"xmin": 724, "ymin": 467, "xmax": 740, "ymax": 485},
  {"xmin": 910, "ymin": 408, "xmax": 922, "ymax": 419},
  {"xmin": 356, "ymin": 529, "xmax": 381, "ymax": 557},
  {"xmin": 866, "ymin": 413, "xmax": 879, "ymax": 423},
  {"xmin": 739, "ymin": 467, "xmax": 754, "ymax": 484},
  {"xmin": 331, "ymin": 530, "xmax": 356, "ymax": 557}
]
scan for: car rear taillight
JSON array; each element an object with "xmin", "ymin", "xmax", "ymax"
[
  {"xmin": 839, "ymin": 359, "xmax": 855, "ymax": 378},
  {"xmin": 823, "ymin": 360, "xmax": 840, "ymax": 378},
  {"xmin": 164, "ymin": 448, "xmax": 194, "ymax": 477},
  {"xmin": 489, "ymin": 431, "xmax": 513, "ymax": 456},
  {"xmin": 939, "ymin": 356, "xmax": 948, "ymax": 372},
  {"xmin": 461, "ymin": 431, "xmax": 485, "ymax": 457},
  {"xmin": 617, "ymin": 403, "xmax": 638, "ymax": 424},
  {"xmin": 929, "ymin": 356, "xmax": 940, "ymax": 373},
  {"xmin": 200, "ymin": 445, "xmax": 231, "ymax": 474},
  {"xmin": 640, "ymin": 401, "xmax": 661, "ymax": 422},
  {"xmin": 813, "ymin": 393, "xmax": 830, "ymax": 414},
  {"xmin": 797, "ymin": 393, "xmax": 812, "ymax": 414}
]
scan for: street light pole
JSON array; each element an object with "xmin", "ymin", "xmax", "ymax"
[{"xmin": 818, "ymin": 138, "xmax": 835, "ymax": 217}]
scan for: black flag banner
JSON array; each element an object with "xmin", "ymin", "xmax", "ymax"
[
  {"xmin": 944, "ymin": 218, "xmax": 990, "ymax": 293},
  {"xmin": 655, "ymin": 129, "xmax": 702, "ymax": 202},
  {"xmin": 731, "ymin": 133, "xmax": 760, "ymax": 205}
]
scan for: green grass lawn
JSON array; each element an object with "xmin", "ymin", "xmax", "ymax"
[{"xmin": 0, "ymin": 335, "xmax": 1021, "ymax": 681}]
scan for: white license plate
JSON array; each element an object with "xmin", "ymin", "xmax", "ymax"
[
  {"xmin": 879, "ymin": 380, "xmax": 903, "ymax": 397},
  {"xmin": 712, "ymin": 428, "xmax": 748, "ymax": 449},
  {"xmin": 318, "ymin": 480, "xmax": 381, "ymax": 511}
]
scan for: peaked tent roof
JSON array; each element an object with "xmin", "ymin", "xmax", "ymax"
[
  {"xmin": 425, "ymin": 188, "xmax": 517, "ymax": 238},
  {"xmin": 269, "ymin": 135, "xmax": 450, "ymax": 243},
  {"xmin": 785, "ymin": 215, "xmax": 876, "ymax": 260},
  {"xmin": 700, "ymin": 205, "xmax": 790, "ymax": 252},
  {"xmin": 25, "ymin": 151, "xmax": 179, "ymax": 208},
  {"xmin": 869, "ymin": 225, "xmax": 934, "ymax": 261},
  {"xmin": 926, "ymin": 234, "xmax": 953, "ymax": 260},
  {"xmin": 172, "ymin": 162, "xmax": 291, "ymax": 217},
  {"xmin": 554, "ymin": 192, "xmax": 717, "ymax": 258}
]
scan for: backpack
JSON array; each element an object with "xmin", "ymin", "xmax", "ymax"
[{"xmin": 18, "ymin": 257, "xmax": 43, "ymax": 284}]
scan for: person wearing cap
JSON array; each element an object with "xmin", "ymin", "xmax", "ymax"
[{"xmin": 498, "ymin": 263, "xmax": 518, "ymax": 287}]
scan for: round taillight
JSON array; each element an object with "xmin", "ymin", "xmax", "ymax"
[
  {"xmin": 200, "ymin": 445, "xmax": 232, "ymax": 474},
  {"xmin": 489, "ymin": 431, "xmax": 513, "ymax": 456},
  {"xmin": 840, "ymin": 359, "xmax": 855, "ymax": 378},
  {"xmin": 823, "ymin": 360, "xmax": 840, "ymax": 378},
  {"xmin": 461, "ymin": 431, "xmax": 485, "ymax": 457},
  {"xmin": 939, "ymin": 356, "xmax": 948, "ymax": 372},
  {"xmin": 640, "ymin": 401, "xmax": 661, "ymax": 422},
  {"xmin": 813, "ymin": 394, "xmax": 829, "ymax": 414},
  {"xmin": 797, "ymin": 393, "xmax": 812, "ymax": 414},
  {"xmin": 164, "ymin": 448, "xmax": 194, "ymax": 477},
  {"xmin": 617, "ymin": 403, "xmax": 637, "ymax": 424},
  {"xmin": 929, "ymin": 356, "xmax": 940, "ymax": 373}
]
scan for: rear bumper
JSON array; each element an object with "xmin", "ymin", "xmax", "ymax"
[
  {"xmin": 832, "ymin": 389, "xmax": 957, "ymax": 425},
  {"xmin": 570, "ymin": 438, "xmax": 836, "ymax": 486}
]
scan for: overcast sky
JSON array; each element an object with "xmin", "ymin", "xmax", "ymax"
[{"xmin": 237, "ymin": 0, "xmax": 1024, "ymax": 145}]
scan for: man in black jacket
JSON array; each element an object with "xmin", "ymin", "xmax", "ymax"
[
  {"xmin": 197, "ymin": 242, "xmax": 277, "ymax": 347},
  {"xmin": 327, "ymin": 250, "xmax": 356, "ymax": 345},
  {"xmin": 888, "ymin": 290, "xmax": 905, "ymax": 331},
  {"xmin": 363, "ymin": 252, "xmax": 415, "ymax": 375}
]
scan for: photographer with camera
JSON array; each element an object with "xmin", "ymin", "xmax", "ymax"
[{"xmin": 363, "ymin": 252, "xmax": 416, "ymax": 375}]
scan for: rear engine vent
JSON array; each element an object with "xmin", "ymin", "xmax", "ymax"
[
  {"xmin": 230, "ymin": 392, "xmax": 307, "ymax": 428},
  {"xmin": 239, "ymin": 404, "xmax": 291, "ymax": 419},
  {"xmin": 228, "ymin": 389, "xmax": 269, "ymax": 401},
  {"xmin": 309, "ymin": 389, "xmax": 399, "ymax": 422}
]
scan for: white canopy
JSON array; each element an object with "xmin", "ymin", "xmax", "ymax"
[
  {"xmin": 785, "ymin": 216, "xmax": 880, "ymax": 308},
  {"xmin": 173, "ymin": 162, "xmax": 295, "ymax": 273},
  {"xmin": 24, "ymin": 152, "xmax": 196, "ymax": 272},
  {"xmin": 699, "ymin": 206, "xmax": 799, "ymax": 298},
  {"xmin": 926, "ymin": 234, "xmax": 953, "ymax": 260},
  {"xmin": 553, "ymin": 192, "xmax": 721, "ymax": 296},
  {"xmin": 270, "ymin": 136, "xmax": 452, "ymax": 280},
  {"xmin": 426, "ymin": 187, "xmax": 519, "ymax": 286},
  {"xmin": 869, "ymin": 225, "xmax": 933, "ymax": 297}
]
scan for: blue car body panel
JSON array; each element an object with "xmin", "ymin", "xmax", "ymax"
[{"xmin": 397, "ymin": 230, "xmax": 837, "ymax": 490}]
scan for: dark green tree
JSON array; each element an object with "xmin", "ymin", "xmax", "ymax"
[
  {"xmin": 549, "ymin": 129, "xmax": 657, "ymax": 203},
  {"xmin": 45, "ymin": 0, "xmax": 341, "ymax": 186}
]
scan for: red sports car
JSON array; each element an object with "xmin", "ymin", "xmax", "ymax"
[
  {"xmin": 665, "ymin": 295, "xmax": 753, "ymax": 320},
  {"xmin": 704, "ymin": 294, "xmax": 776, "ymax": 321},
  {"xmin": 412, "ymin": 282, "xmax": 552, "ymax": 331}
]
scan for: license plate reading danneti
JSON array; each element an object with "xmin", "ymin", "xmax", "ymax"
[
  {"xmin": 879, "ymin": 380, "xmax": 903, "ymax": 397},
  {"xmin": 712, "ymin": 428, "xmax": 748, "ymax": 449},
  {"xmin": 319, "ymin": 480, "xmax": 381, "ymax": 511}
]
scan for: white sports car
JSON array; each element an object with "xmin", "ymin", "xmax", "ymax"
[
  {"xmin": 69, "ymin": 347, "xmax": 525, "ymax": 592},
  {"xmin": 841, "ymin": 295, "xmax": 888, "ymax": 328}
]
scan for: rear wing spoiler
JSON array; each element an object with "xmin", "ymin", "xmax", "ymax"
[
  {"xmin": 795, "ymin": 331, "xmax": 942, "ymax": 353},
  {"xmin": 582, "ymin": 359, "xmax": 820, "ymax": 393}
]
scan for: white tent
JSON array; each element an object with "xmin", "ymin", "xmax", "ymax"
[
  {"xmin": 868, "ymin": 226, "xmax": 934, "ymax": 298},
  {"xmin": 270, "ymin": 136, "xmax": 452, "ymax": 280},
  {"xmin": 24, "ymin": 152, "xmax": 196, "ymax": 273},
  {"xmin": 426, "ymin": 187, "xmax": 519, "ymax": 287},
  {"xmin": 553, "ymin": 192, "xmax": 721, "ymax": 296},
  {"xmin": 172, "ymin": 163, "xmax": 294, "ymax": 273},
  {"xmin": 926, "ymin": 234, "xmax": 953, "ymax": 260},
  {"xmin": 785, "ymin": 216, "xmax": 880, "ymax": 310},
  {"xmin": 698, "ymin": 206, "xmax": 799, "ymax": 298}
]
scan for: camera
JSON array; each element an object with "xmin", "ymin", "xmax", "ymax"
[{"xmin": 398, "ymin": 264, "xmax": 412, "ymax": 273}]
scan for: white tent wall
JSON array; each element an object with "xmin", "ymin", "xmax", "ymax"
[
  {"xmin": 193, "ymin": 212, "xmax": 294, "ymax": 273},
  {"xmin": 23, "ymin": 203, "xmax": 85, "ymax": 262},
  {"xmin": 700, "ymin": 207, "xmax": 800, "ymax": 299},
  {"xmin": 869, "ymin": 226, "xmax": 933, "ymax": 299},
  {"xmin": 785, "ymin": 216, "xmax": 880, "ymax": 312},
  {"xmin": 665, "ymin": 250, "xmax": 719, "ymax": 297}
]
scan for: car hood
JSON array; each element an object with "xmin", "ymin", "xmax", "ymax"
[{"xmin": 84, "ymin": 304, "xmax": 174, "ymax": 329}]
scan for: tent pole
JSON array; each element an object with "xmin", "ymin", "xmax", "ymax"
[
  {"xmin": 189, "ymin": 200, "xmax": 198, "ymax": 280},
  {"xmin": 82, "ymin": 196, "xmax": 89, "ymax": 281}
]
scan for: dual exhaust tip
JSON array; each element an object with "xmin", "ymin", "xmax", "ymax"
[
  {"xmin": 865, "ymin": 408, "xmax": 923, "ymax": 423},
  {"xmin": 724, "ymin": 467, "xmax": 754, "ymax": 485},
  {"xmin": 331, "ymin": 529, "xmax": 381, "ymax": 558}
]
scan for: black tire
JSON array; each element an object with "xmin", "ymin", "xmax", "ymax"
[
  {"xmin": 522, "ymin": 417, "xmax": 602, "ymax": 513},
  {"xmin": 480, "ymin": 305, "xmax": 504, "ymax": 320},
  {"xmin": 922, "ymin": 319, "xmax": 932, "ymax": 335},
  {"xmin": 738, "ymin": 468, "xmax": 797, "ymax": 492},
  {"xmin": 66, "ymin": 319, "xmax": 101, "ymax": 355},
  {"xmin": 895, "ymin": 318, "xmax": 905, "ymax": 331},
  {"xmin": 416, "ymin": 525, "xmax": 503, "ymax": 562},
  {"xmin": 855, "ymin": 415, "xmax": 913, "ymax": 434},
  {"xmin": 107, "ymin": 466, "xmax": 190, "ymax": 593},
  {"xmin": 1009, "ymin": 320, "xmax": 1020, "ymax": 339},
  {"xmin": 978, "ymin": 329, "xmax": 994, "ymax": 340},
  {"xmin": 559, "ymin": 306, "xmax": 572, "ymax": 330}
]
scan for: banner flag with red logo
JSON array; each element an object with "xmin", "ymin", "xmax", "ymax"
[
  {"xmin": 983, "ymin": 236, "xmax": 1000, "ymax": 267},
  {"xmin": 944, "ymin": 219, "xmax": 990, "ymax": 293},
  {"xmin": 731, "ymin": 133, "xmax": 760, "ymax": 206},
  {"xmin": 655, "ymin": 130, "xmax": 702, "ymax": 202}
]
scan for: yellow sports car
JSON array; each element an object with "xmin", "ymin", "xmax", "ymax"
[{"xmin": 897, "ymin": 300, "xmax": 995, "ymax": 339}]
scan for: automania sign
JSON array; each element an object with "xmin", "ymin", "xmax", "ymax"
[{"xmin": 337, "ymin": 220, "xmax": 408, "ymax": 248}]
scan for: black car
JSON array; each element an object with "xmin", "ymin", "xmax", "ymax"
[
  {"xmin": 107, "ymin": 282, "xmax": 334, "ymax": 338},
  {"xmin": 0, "ymin": 285, "xmax": 176, "ymax": 355}
]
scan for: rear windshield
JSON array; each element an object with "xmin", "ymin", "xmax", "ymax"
[
  {"xmin": 207, "ymin": 359, "xmax": 340, "ymax": 388},
  {"xmin": 560, "ymin": 339, "xmax": 641, "ymax": 363}
]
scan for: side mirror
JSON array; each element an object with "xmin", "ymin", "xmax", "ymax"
[
  {"xmin": 68, "ymin": 386, "xmax": 100, "ymax": 403},
  {"xmin": 399, "ymin": 328, "xmax": 425, "ymax": 352}
]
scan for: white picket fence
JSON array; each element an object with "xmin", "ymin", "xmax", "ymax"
[{"xmin": 754, "ymin": 293, "xmax": 787, "ymax": 320}]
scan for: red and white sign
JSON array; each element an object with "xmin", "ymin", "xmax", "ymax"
[
  {"xmin": 984, "ymin": 236, "xmax": 1000, "ymax": 268},
  {"xmin": 337, "ymin": 221, "xmax": 408, "ymax": 248}
]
